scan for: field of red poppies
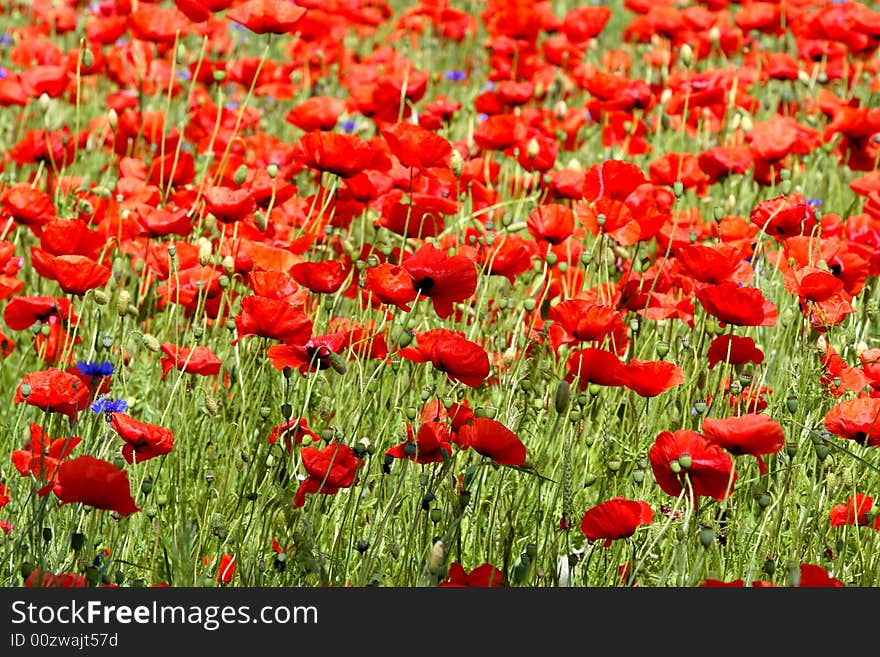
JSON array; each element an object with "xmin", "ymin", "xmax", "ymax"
[{"xmin": 2, "ymin": 0, "xmax": 880, "ymax": 588}]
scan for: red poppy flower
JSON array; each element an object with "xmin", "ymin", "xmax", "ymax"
[
  {"xmin": 401, "ymin": 243, "xmax": 477, "ymax": 319},
  {"xmin": 110, "ymin": 413, "xmax": 175, "ymax": 464},
  {"xmin": 268, "ymin": 418, "xmax": 318, "ymax": 454},
  {"xmin": 580, "ymin": 497, "xmax": 653, "ymax": 547},
  {"xmin": 295, "ymin": 131, "xmax": 380, "ymax": 178},
  {"xmin": 3, "ymin": 295, "xmax": 76, "ymax": 331},
  {"xmin": 362, "ymin": 262, "xmax": 418, "ymax": 312},
  {"xmin": 548, "ymin": 300, "xmax": 628, "ymax": 354},
  {"xmin": 829, "ymin": 494, "xmax": 879, "ymax": 529},
  {"xmin": 472, "ymin": 113, "xmax": 527, "ymax": 151},
  {"xmin": 440, "ymin": 562, "xmax": 506, "ymax": 587},
  {"xmin": 706, "ymin": 335, "xmax": 765, "ymax": 370},
  {"xmin": 565, "ymin": 348, "xmax": 626, "ymax": 388},
  {"xmin": 129, "ymin": 4, "xmax": 191, "ymax": 44},
  {"xmin": 30, "ymin": 248, "xmax": 111, "ymax": 296},
  {"xmin": 1, "ymin": 183, "xmax": 57, "ymax": 231},
  {"xmin": 620, "ymin": 359, "xmax": 685, "ymax": 397},
  {"xmin": 701, "ymin": 413, "xmax": 785, "ymax": 474},
  {"xmin": 824, "ymin": 397, "xmax": 880, "ymax": 446},
  {"xmin": 381, "ymin": 122, "xmax": 452, "ymax": 170},
  {"xmin": 675, "ymin": 243, "xmax": 752, "ymax": 286},
  {"xmin": 527, "ymin": 204, "xmax": 575, "ymax": 245},
  {"xmin": 649, "ymin": 429, "xmax": 737, "ymax": 500},
  {"xmin": 38, "ymin": 219, "xmax": 108, "ymax": 260},
  {"xmin": 15, "ymin": 367, "xmax": 91, "ymax": 419},
  {"xmin": 267, "ymin": 332, "xmax": 347, "ymax": 374},
  {"xmin": 293, "ymin": 443, "xmax": 360, "ymax": 508},
  {"xmin": 428, "ymin": 332, "xmax": 490, "ymax": 388},
  {"xmin": 290, "ymin": 260, "xmax": 350, "ymax": 294},
  {"xmin": 0, "ymin": 327, "xmax": 14, "ymax": 358},
  {"xmin": 234, "ymin": 296, "xmax": 313, "ymax": 345},
  {"xmin": 160, "ymin": 343, "xmax": 222, "ymax": 381},
  {"xmin": 203, "ymin": 186, "xmax": 256, "ymax": 223},
  {"xmin": 46, "ymin": 455, "xmax": 139, "ymax": 517},
  {"xmin": 0, "ymin": 484, "xmax": 7, "ymax": 510},
  {"xmin": 798, "ymin": 564, "xmax": 844, "ymax": 588},
  {"xmin": 750, "ymin": 193, "xmax": 818, "ymax": 240},
  {"xmin": 24, "ymin": 571, "xmax": 89, "ymax": 588},
  {"xmin": 562, "ymin": 5, "xmax": 612, "ymax": 44},
  {"xmin": 696, "ymin": 282, "xmax": 777, "ymax": 327},
  {"xmin": 216, "ymin": 554, "xmax": 236, "ymax": 584},
  {"xmin": 386, "ymin": 421, "xmax": 453, "ymax": 464},
  {"xmin": 226, "ymin": 0, "xmax": 307, "ymax": 34},
  {"xmin": 285, "ymin": 96, "xmax": 346, "ymax": 132},
  {"xmin": 457, "ymin": 418, "xmax": 526, "ymax": 466},
  {"xmin": 11, "ymin": 423, "xmax": 81, "ymax": 481}
]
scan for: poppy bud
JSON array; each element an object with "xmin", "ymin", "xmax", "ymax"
[
  {"xmin": 20, "ymin": 561, "xmax": 34, "ymax": 581},
  {"xmin": 785, "ymin": 440, "xmax": 798, "ymax": 458},
  {"xmin": 156, "ymin": 495, "xmax": 168, "ymax": 507},
  {"xmin": 606, "ymin": 459, "xmax": 622, "ymax": 472},
  {"xmin": 42, "ymin": 527, "xmax": 52, "ymax": 543},
  {"xmin": 404, "ymin": 442, "xmax": 417, "ymax": 457},
  {"xmin": 680, "ymin": 43, "xmax": 694, "ymax": 67},
  {"xmin": 597, "ymin": 213, "xmax": 606, "ymax": 227},
  {"xmin": 698, "ymin": 527, "xmax": 714, "ymax": 549},
  {"xmin": 327, "ymin": 351, "xmax": 348, "ymax": 375},
  {"xmin": 678, "ymin": 454, "xmax": 692, "ymax": 470},
  {"xmin": 70, "ymin": 532, "xmax": 85, "ymax": 552},
  {"xmin": 141, "ymin": 479, "xmax": 153, "ymax": 495},
  {"xmin": 280, "ymin": 403, "xmax": 292, "ymax": 418},
  {"xmin": 656, "ymin": 341, "xmax": 669, "ymax": 358},
  {"xmin": 429, "ymin": 509, "xmax": 442, "ymax": 524},
  {"xmin": 545, "ymin": 252, "xmax": 558, "ymax": 266},
  {"xmin": 815, "ymin": 444, "xmax": 829, "ymax": 461},
  {"xmin": 569, "ymin": 410, "xmax": 581, "ymax": 422},
  {"xmin": 583, "ymin": 473, "xmax": 597, "ymax": 487},
  {"xmin": 450, "ymin": 149, "xmax": 463, "ymax": 177},
  {"xmin": 234, "ymin": 165, "xmax": 248, "ymax": 187},
  {"xmin": 213, "ymin": 70, "xmax": 226, "ymax": 83},
  {"xmin": 93, "ymin": 290, "xmax": 109, "ymax": 306},
  {"xmin": 580, "ymin": 250, "xmax": 591, "ymax": 266},
  {"xmin": 422, "ymin": 492, "xmax": 435, "ymax": 511},
  {"xmin": 475, "ymin": 407, "xmax": 497, "ymax": 419},
  {"xmin": 632, "ymin": 470, "xmax": 645, "ymax": 484},
  {"xmin": 588, "ymin": 383, "xmax": 601, "ymax": 396},
  {"xmin": 668, "ymin": 460, "xmax": 682, "ymax": 474},
  {"xmin": 757, "ymin": 492, "xmax": 771, "ymax": 508},
  {"xmin": 729, "ymin": 380, "xmax": 742, "ymax": 395},
  {"xmin": 204, "ymin": 396, "xmax": 220, "ymax": 416},
  {"xmin": 142, "ymin": 334, "xmax": 161, "ymax": 352},
  {"xmin": 112, "ymin": 456, "xmax": 126, "ymax": 470},
  {"xmin": 673, "ymin": 180, "xmax": 684, "ymax": 198},
  {"xmin": 781, "ymin": 180, "xmax": 792, "ymax": 195},
  {"xmin": 20, "ymin": 383, "xmax": 31, "ymax": 398},
  {"xmin": 356, "ymin": 539, "xmax": 369, "ymax": 553},
  {"xmin": 426, "ymin": 538, "xmax": 445, "ymax": 577}
]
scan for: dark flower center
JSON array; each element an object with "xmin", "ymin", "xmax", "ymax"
[{"xmin": 414, "ymin": 277, "xmax": 435, "ymax": 293}]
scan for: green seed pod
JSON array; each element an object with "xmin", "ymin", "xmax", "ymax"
[
  {"xmin": 266, "ymin": 163, "xmax": 279, "ymax": 179},
  {"xmin": 785, "ymin": 440, "xmax": 798, "ymax": 458},
  {"xmin": 522, "ymin": 298, "xmax": 536, "ymax": 312},
  {"xmin": 786, "ymin": 396, "xmax": 799, "ymax": 414},
  {"xmin": 815, "ymin": 444, "xmax": 829, "ymax": 461},
  {"xmin": 429, "ymin": 508, "xmax": 442, "ymax": 524},
  {"xmin": 698, "ymin": 527, "xmax": 714, "ymax": 549},
  {"xmin": 607, "ymin": 459, "xmax": 622, "ymax": 472},
  {"xmin": 584, "ymin": 473, "xmax": 597, "ymax": 487},
  {"xmin": 20, "ymin": 561, "xmax": 34, "ymax": 581},
  {"xmin": 673, "ymin": 180, "xmax": 684, "ymax": 197},
  {"xmin": 475, "ymin": 406, "xmax": 497, "ymax": 419},
  {"xmin": 678, "ymin": 454, "xmax": 692, "ymax": 470},
  {"xmin": 632, "ymin": 470, "xmax": 645, "ymax": 484},
  {"xmin": 42, "ymin": 527, "xmax": 53, "ymax": 543},
  {"xmin": 588, "ymin": 383, "xmax": 601, "ymax": 396},
  {"xmin": 141, "ymin": 479, "xmax": 153, "ymax": 495},
  {"xmin": 112, "ymin": 456, "xmax": 126, "ymax": 470},
  {"xmin": 763, "ymin": 558, "xmax": 776, "ymax": 576},
  {"xmin": 758, "ymin": 492, "xmax": 771, "ymax": 508},
  {"xmin": 545, "ymin": 252, "xmax": 558, "ymax": 267},
  {"xmin": 694, "ymin": 399, "xmax": 707, "ymax": 415},
  {"xmin": 669, "ymin": 460, "xmax": 682, "ymax": 474},
  {"xmin": 156, "ymin": 494, "xmax": 169, "ymax": 507}
]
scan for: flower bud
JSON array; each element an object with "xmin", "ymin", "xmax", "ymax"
[
  {"xmin": 142, "ymin": 334, "xmax": 161, "ymax": 352},
  {"xmin": 426, "ymin": 538, "xmax": 445, "ymax": 577},
  {"xmin": 698, "ymin": 527, "xmax": 714, "ymax": 549}
]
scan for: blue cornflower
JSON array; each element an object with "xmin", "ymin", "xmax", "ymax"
[
  {"xmin": 807, "ymin": 198, "xmax": 823, "ymax": 208},
  {"xmin": 340, "ymin": 119, "xmax": 357, "ymax": 134},
  {"xmin": 444, "ymin": 70, "xmax": 467, "ymax": 82},
  {"xmin": 0, "ymin": 68, "xmax": 7, "ymax": 80},
  {"xmin": 90, "ymin": 397, "xmax": 128, "ymax": 415},
  {"xmin": 76, "ymin": 360, "xmax": 115, "ymax": 378}
]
